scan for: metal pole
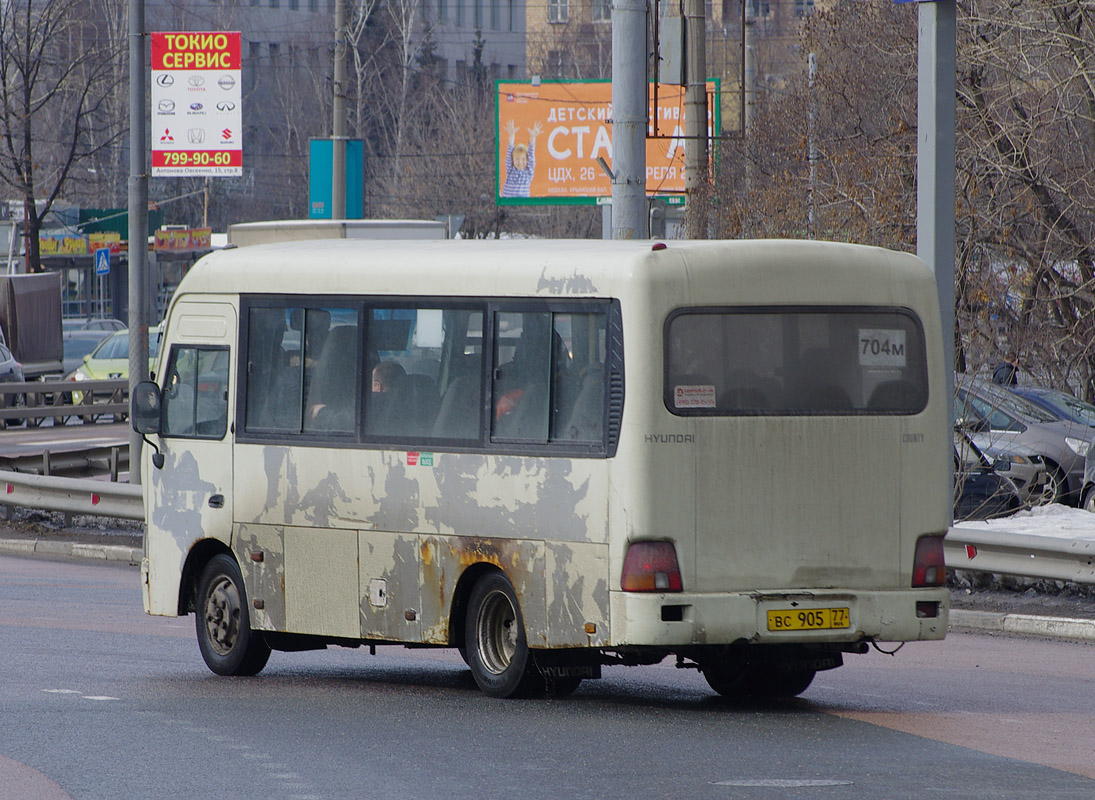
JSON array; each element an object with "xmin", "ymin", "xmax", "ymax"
[
  {"xmin": 610, "ymin": 0, "xmax": 647, "ymax": 239},
  {"xmin": 916, "ymin": 1, "xmax": 956, "ymax": 426},
  {"xmin": 128, "ymin": 0, "xmax": 149, "ymax": 484},
  {"xmin": 807, "ymin": 52, "xmax": 817, "ymax": 239},
  {"xmin": 683, "ymin": 0, "xmax": 708, "ymax": 239},
  {"xmin": 331, "ymin": 0, "xmax": 347, "ymax": 220}
]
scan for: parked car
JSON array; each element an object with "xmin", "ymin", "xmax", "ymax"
[
  {"xmin": 62, "ymin": 317, "xmax": 126, "ymax": 332},
  {"xmin": 955, "ymin": 377, "xmax": 1093, "ymax": 505},
  {"xmin": 1009, "ymin": 385, "xmax": 1095, "ymax": 429},
  {"xmin": 62, "ymin": 328, "xmax": 114, "ymax": 376},
  {"xmin": 967, "ymin": 435, "xmax": 1050, "ymax": 508},
  {"xmin": 0, "ymin": 342, "xmax": 24, "ymax": 429},
  {"xmin": 953, "ymin": 430, "xmax": 1022, "ymax": 521}
]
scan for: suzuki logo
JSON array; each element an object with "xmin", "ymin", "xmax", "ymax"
[{"xmin": 221, "ymin": 128, "xmax": 233, "ymax": 140}]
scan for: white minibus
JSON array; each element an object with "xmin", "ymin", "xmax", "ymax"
[{"xmin": 132, "ymin": 238, "xmax": 950, "ymax": 699}]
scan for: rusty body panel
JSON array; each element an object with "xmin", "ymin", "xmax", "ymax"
[{"xmin": 231, "ymin": 443, "xmax": 611, "ymax": 647}]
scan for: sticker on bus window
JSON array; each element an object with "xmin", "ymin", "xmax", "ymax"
[
  {"xmin": 858, "ymin": 329, "xmax": 906, "ymax": 368},
  {"xmin": 674, "ymin": 384, "xmax": 716, "ymax": 409}
]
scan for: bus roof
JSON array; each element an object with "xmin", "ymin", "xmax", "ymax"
[{"xmin": 173, "ymin": 238, "xmax": 931, "ymax": 305}]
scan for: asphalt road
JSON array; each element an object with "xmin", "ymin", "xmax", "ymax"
[{"xmin": 2, "ymin": 554, "xmax": 1095, "ymax": 800}]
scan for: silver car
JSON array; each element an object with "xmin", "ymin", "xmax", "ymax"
[{"xmin": 955, "ymin": 377, "xmax": 1092, "ymax": 505}]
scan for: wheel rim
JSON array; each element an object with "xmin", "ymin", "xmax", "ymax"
[
  {"xmin": 203, "ymin": 575, "xmax": 241, "ymax": 657},
  {"xmin": 476, "ymin": 588, "xmax": 518, "ymax": 675}
]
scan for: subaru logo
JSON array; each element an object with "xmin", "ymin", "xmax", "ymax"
[{"xmin": 189, "ymin": 102, "xmax": 203, "ymax": 111}]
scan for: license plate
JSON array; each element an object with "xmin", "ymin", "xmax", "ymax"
[{"xmin": 767, "ymin": 607, "xmax": 850, "ymax": 632}]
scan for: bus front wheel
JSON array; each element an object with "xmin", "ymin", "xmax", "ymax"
[
  {"xmin": 464, "ymin": 572, "xmax": 542, "ymax": 698},
  {"xmin": 195, "ymin": 553, "xmax": 271, "ymax": 677}
]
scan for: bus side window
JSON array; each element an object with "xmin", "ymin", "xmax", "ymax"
[
  {"xmin": 246, "ymin": 307, "xmax": 302, "ymax": 432},
  {"xmin": 162, "ymin": 345, "xmax": 229, "ymax": 439}
]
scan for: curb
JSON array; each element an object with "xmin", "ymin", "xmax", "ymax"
[
  {"xmin": 949, "ymin": 609, "xmax": 1095, "ymax": 642},
  {"xmin": 0, "ymin": 537, "xmax": 141, "ymax": 565}
]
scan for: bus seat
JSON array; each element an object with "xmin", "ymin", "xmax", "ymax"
[
  {"xmin": 400, "ymin": 373, "xmax": 440, "ymax": 436},
  {"xmin": 561, "ymin": 365, "xmax": 604, "ymax": 441},
  {"xmin": 868, "ymin": 380, "xmax": 924, "ymax": 411},
  {"xmin": 307, "ymin": 325, "xmax": 357, "ymax": 432},
  {"xmin": 432, "ymin": 374, "xmax": 480, "ymax": 439}
]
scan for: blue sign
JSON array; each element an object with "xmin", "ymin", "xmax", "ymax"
[
  {"xmin": 309, "ymin": 138, "xmax": 365, "ymax": 219},
  {"xmin": 94, "ymin": 247, "xmax": 110, "ymax": 276}
]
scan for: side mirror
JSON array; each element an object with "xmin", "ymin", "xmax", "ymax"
[{"xmin": 132, "ymin": 380, "xmax": 162, "ymax": 435}]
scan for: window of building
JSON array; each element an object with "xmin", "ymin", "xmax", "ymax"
[
  {"xmin": 548, "ymin": 0, "xmax": 568, "ymax": 24},
  {"xmin": 592, "ymin": 0, "xmax": 610, "ymax": 22}
]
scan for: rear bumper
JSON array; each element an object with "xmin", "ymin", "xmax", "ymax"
[{"xmin": 609, "ymin": 587, "xmax": 949, "ymax": 647}]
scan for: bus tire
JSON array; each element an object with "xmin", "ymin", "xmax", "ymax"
[
  {"xmin": 195, "ymin": 553, "xmax": 271, "ymax": 677},
  {"xmin": 742, "ymin": 666, "xmax": 816, "ymax": 698},
  {"xmin": 465, "ymin": 571, "xmax": 542, "ymax": 698},
  {"xmin": 701, "ymin": 662, "xmax": 750, "ymax": 697}
]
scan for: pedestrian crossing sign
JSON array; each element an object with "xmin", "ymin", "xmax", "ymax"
[{"xmin": 95, "ymin": 247, "xmax": 110, "ymax": 276}]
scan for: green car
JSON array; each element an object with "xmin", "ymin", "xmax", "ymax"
[{"xmin": 70, "ymin": 327, "xmax": 161, "ymax": 407}]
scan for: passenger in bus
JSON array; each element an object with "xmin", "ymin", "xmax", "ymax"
[{"xmin": 372, "ymin": 361, "xmax": 406, "ymax": 393}]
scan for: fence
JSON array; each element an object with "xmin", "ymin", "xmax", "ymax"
[{"xmin": 0, "ymin": 379, "xmax": 128, "ymax": 427}]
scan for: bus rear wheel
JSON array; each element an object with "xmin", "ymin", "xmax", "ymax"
[
  {"xmin": 465, "ymin": 571, "xmax": 542, "ymax": 698},
  {"xmin": 195, "ymin": 553, "xmax": 271, "ymax": 677}
]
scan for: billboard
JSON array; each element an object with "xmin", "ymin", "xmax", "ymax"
[
  {"xmin": 151, "ymin": 31, "xmax": 243, "ymax": 177},
  {"xmin": 496, "ymin": 80, "xmax": 719, "ymax": 205}
]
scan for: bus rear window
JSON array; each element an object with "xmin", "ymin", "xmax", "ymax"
[{"xmin": 665, "ymin": 307, "xmax": 928, "ymax": 416}]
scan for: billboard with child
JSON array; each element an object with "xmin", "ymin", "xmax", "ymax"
[{"xmin": 495, "ymin": 79, "xmax": 718, "ymax": 205}]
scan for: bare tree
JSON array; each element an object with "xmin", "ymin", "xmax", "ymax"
[{"xmin": 0, "ymin": 0, "xmax": 123, "ymax": 271}]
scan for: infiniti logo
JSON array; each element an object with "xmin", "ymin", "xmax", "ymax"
[{"xmin": 216, "ymin": 101, "xmax": 236, "ymax": 112}]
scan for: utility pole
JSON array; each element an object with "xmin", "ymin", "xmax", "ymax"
[
  {"xmin": 331, "ymin": 0, "xmax": 348, "ymax": 220},
  {"xmin": 610, "ymin": 0, "xmax": 647, "ymax": 239},
  {"xmin": 683, "ymin": 0, "xmax": 708, "ymax": 239},
  {"xmin": 128, "ymin": 0, "xmax": 148, "ymax": 482},
  {"xmin": 916, "ymin": 1, "xmax": 956, "ymax": 424}
]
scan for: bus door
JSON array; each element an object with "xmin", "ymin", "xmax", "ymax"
[{"xmin": 146, "ymin": 301, "xmax": 236, "ymax": 611}]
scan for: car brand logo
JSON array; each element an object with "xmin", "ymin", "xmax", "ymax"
[
  {"xmin": 155, "ymin": 74, "xmax": 174, "ymax": 87},
  {"xmin": 217, "ymin": 74, "xmax": 236, "ymax": 90},
  {"xmin": 216, "ymin": 101, "xmax": 236, "ymax": 112},
  {"xmin": 188, "ymin": 129, "xmax": 206, "ymax": 143},
  {"xmin": 157, "ymin": 99, "xmax": 175, "ymax": 113},
  {"xmin": 188, "ymin": 75, "xmax": 205, "ymax": 87},
  {"xmin": 160, "ymin": 129, "xmax": 174, "ymax": 142},
  {"xmin": 221, "ymin": 128, "xmax": 233, "ymax": 141},
  {"xmin": 189, "ymin": 102, "xmax": 203, "ymax": 111}
]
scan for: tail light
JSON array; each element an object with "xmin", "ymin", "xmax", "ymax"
[
  {"xmin": 912, "ymin": 534, "xmax": 946, "ymax": 587},
  {"xmin": 621, "ymin": 541, "xmax": 683, "ymax": 592}
]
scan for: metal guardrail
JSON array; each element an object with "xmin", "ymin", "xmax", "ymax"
[
  {"xmin": 0, "ymin": 379, "xmax": 128, "ymax": 426},
  {"xmin": 945, "ymin": 526, "xmax": 1095, "ymax": 584},
  {"xmin": 0, "ymin": 471, "xmax": 144, "ymax": 520},
  {"xmin": 0, "ymin": 445, "xmax": 129, "ymax": 480}
]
